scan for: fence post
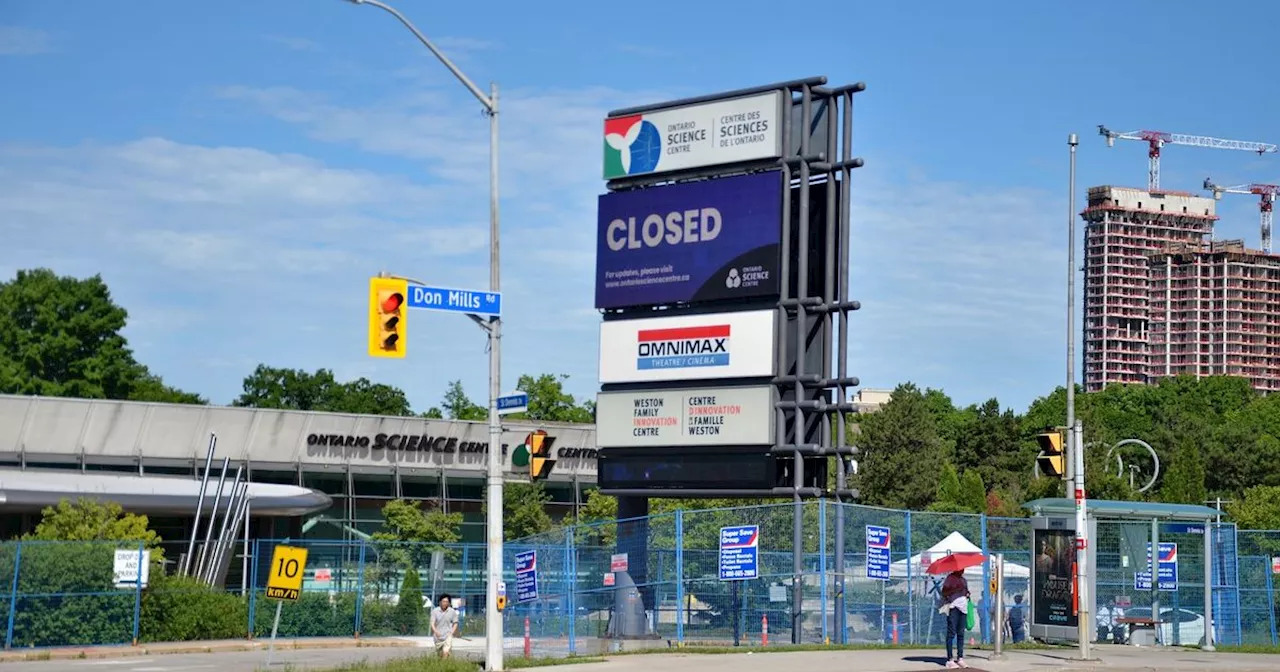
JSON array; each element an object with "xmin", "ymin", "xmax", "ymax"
[
  {"xmin": 674, "ymin": 509, "xmax": 684, "ymax": 646},
  {"xmin": 565, "ymin": 528, "xmax": 576, "ymax": 654},
  {"xmin": 819, "ymin": 499, "xmax": 828, "ymax": 645},
  {"xmin": 460, "ymin": 544, "xmax": 470, "ymax": 633},
  {"xmin": 1266, "ymin": 553, "xmax": 1278, "ymax": 647},
  {"xmin": 247, "ymin": 538, "xmax": 260, "ymax": 639},
  {"xmin": 132, "ymin": 541, "xmax": 144, "ymax": 645},
  {"xmin": 980, "ymin": 514, "xmax": 989, "ymax": 645},
  {"xmin": 905, "ymin": 511, "xmax": 914, "ymax": 645},
  {"xmin": 5, "ymin": 541, "xmax": 22, "ymax": 650},
  {"xmin": 354, "ymin": 540, "xmax": 367, "ymax": 638}
]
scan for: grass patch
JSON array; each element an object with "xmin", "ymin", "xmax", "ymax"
[
  {"xmin": 507, "ymin": 655, "xmax": 607, "ymax": 668},
  {"xmin": 1209, "ymin": 644, "xmax": 1280, "ymax": 655},
  {"xmin": 607, "ymin": 641, "xmax": 1055, "ymax": 655}
]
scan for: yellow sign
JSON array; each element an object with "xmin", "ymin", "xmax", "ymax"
[
  {"xmin": 368, "ymin": 277, "xmax": 408, "ymax": 359},
  {"xmin": 265, "ymin": 545, "xmax": 308, "ymax": 601}
]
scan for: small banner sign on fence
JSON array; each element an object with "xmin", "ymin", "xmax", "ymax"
[
  {"xmin": 1135, "ymin": 542, "xmax": 1178, "ymax": 592},
  {"xmin": 265, "ymin": 544, "xmax": 308, "ymax": 600},
  {"xmin": 611, "ymin": 553, "xmax": 628, "ymax": 572},
  {"xmin": 603, "ymin": 572, "xmax": 616, "ymax": 586},
  {"xmin": 865, "ymin": 525, "xmax": 891, "ymax": 581},
  {"xmin": 515, "ymin": 550, "xmax": 538, "ymax": 603},
  {"xmin": 719, "ymin": 524, "xmax": 760, "ymax": 581}
]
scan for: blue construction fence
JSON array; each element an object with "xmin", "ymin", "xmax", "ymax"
[{"xmin": 2, "ymin": 502, "xmax": 1278, "ymax": 651}]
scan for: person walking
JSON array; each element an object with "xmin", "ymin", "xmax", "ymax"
[
  {"xmin": 939, "ymin": 569, "xmax": 971, "ymax": 668},
  {"xmin": 430, "ymin": 593, "xmax": 459, "ymax": 658}
]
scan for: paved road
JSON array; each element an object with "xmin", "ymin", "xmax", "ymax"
[{"xmin": 6, "ymin": 645, "xmax": 1280, "ymax": 672}]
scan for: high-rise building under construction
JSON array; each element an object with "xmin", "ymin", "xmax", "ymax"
[{"xmin": 1081, "ymin": 186, "xmax": 1216, "ymax": 391}]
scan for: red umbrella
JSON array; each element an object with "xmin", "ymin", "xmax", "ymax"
[{"xmin": 925, "ymin": 552, "xmax": 986, "ymax": 575}]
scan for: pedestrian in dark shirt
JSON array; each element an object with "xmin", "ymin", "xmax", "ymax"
[{"xmin": 1007, "ymin": 594, "xmax": 1025, "ymax": 643}]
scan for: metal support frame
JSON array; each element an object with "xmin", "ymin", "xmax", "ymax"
[
  {"xmin": 182, "ymin": 434, "xmax": 216, "ymax": 576},
  {"xmin": 598, "ymin": 77, "xmax": 865, "ymax": 646}
]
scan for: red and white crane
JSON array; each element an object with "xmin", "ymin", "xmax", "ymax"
[
  {"xmin": 1203, "ymin": 178, "xmax": 1280, "ymax": 253},
  {"xmin": 1098, "ymin": 125, "xmax": 1278, "ymax": 191}
]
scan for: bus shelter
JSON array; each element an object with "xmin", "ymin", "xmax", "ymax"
[{"xmin": 1022, "ymin": 498, "xmax": 1223, "ymax": 649}]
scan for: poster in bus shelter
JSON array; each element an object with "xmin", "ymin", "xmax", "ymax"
[{"xmin": 1032, "ymin": 528, "xmax": 1078, "ymax": 629}]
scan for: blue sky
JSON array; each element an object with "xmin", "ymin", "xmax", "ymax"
[{"xmin": 3, "ymin": 0, "xmax": 1278, "ymax": 414}]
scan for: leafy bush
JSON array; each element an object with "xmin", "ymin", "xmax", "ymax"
[
  {"xmin": 139, "ymin": 574, "xmax": 246, "ymax": 642},
  {"xmin": 394, "ymin": 570, "xmax": 425, "ymax": 635}
]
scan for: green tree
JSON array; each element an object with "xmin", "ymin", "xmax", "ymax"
[
  {"xmin": 370, "ymin": 499, "xmax": 463, "ymax": 568},
  {"xmin": 1158, "ymin": 437, "xmax": 1208, "ymax": 505},
  {"xmin": 441, "ymin": 380, "xmax": 487, "ymax": 420},
  {"xmin": 575, "ymin": 489, "xmax": 619, "ymax": 546},
  {"xmin": 24, "ymin": 498, "xmax": 162, "ymax": 547},
  {"xmin": 959, "ymin": 470, "xmax": 987, "ymax": 513},
  {"xmin": 954, "ymin": 398, "xmax": 1024, "ymax": 492},
  {"xmin": 934, "ymin": 463, "xmax": 962, "ymax": 506},
  {"xmin": 234, "ymin": 364, "xmax": 413, "ymax": 416},
  {"xmin": 422, "ymin": 407, "xmax": 444, "ymax": 419},
  {"xmin": 1226, "ymin": 485, "xmax": 1280, "ymax": 530},
  {"xmin": 0, "ymin": 268, "xmax": 202, "ymax": 404},
  {"xmin": 508, "ymin": 373, "xmax": 595, "ymax": 423},
  {"xmin": 501, "ymin": 482, "xmax": 554, "ymax": 540},
  {"xmin": 393, "ymin": 569, "xmax": 425, "ymax": 635},
  {"xmin": 856, "ymin": 382, "xmax": 946, "ymax": 510}
]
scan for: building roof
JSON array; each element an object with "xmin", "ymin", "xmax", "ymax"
[
  {"xmin": 0, "ymin": 468, "xmax": 332, "ymax": 516},
  {"xmin": 1022, "ymin": 498, "xmax": 1222, "ymax": 522}
]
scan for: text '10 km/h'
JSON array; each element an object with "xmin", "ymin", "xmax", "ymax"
[{"xmin": 265, "ymin": 545, "xmax": 308, "ymax": 601}]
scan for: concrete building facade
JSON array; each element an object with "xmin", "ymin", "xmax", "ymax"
[{"xmin": 0, "ymin": 394, "xmax": 600, "ymax": 551}]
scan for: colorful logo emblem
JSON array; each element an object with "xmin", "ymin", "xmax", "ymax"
[
  {"xmin": 604, "ymin": 115, "xmax": 662, "ymax": 179},
  {"xmin": 635, "ymin": 324, "xmax": 730, "ymax": 370}
]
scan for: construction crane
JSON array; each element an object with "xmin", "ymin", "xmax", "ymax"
[
  {"xmin": 1203, "ymin": 178, "xmax": 1280, "ymax": 253},
  {"xmin": 1098, "ymin": 125, "xmax": 1278, "ymax": 191}
]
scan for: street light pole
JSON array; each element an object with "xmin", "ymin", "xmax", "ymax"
[
  {"xmin": 348, "ymin": 2, "xmax": 504, "ymax": 669},
  {"xmin": 1066, "ymin": 133, "xmax": 1078, "ymax": 497}
]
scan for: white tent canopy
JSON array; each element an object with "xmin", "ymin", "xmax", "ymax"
[{"xmin": 881, "ymin": 531, "xmax": 1030, "ymax": 580}]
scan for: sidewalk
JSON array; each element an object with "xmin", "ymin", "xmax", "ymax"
[
  {"xmin": 0, "ymin": 636, "xmax": 417, "ymax": 663},
  {"xmin": 556, "ymin": 646, "xmax": 1280, "ymax": 672}
]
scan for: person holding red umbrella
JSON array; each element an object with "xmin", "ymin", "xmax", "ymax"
[{"xmin": 929, "ymin": 552, "xmax": 985, "ymax": 669}]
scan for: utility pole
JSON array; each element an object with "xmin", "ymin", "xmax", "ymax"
[
  {"xmin": 1066, "ymin": 133, "xmax": 1078, "ymax": 497},
  {"xmin": 346, "ymin": 2, "xmax": 505, "ymax": 669},
  {"xmin": 1074, "ymin": 419, "xmax": 1091, "ymax": 660}
]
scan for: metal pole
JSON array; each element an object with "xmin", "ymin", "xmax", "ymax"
[
  {"xmin": 205, "ymin": 465, "xmax": 244, "ymax": 583},
  {"xmin": 346, "ymin": 3, "xmax": 502, "ymax": 667},
  {"xmin": 183, "ymin": 434, "xmax": 216, "ymax": 576},
  {"xmin": 485, "ymin": 78, "xmax": 505, "ymax": 672},
  {"xmin": 195, "ymin": 456, "xmax": 230, "ymax": 580},
  {"xmin": 1203, "ymin": 518, "xmax": 1216, "ymax": 651},
  {"xmin": 992, "ymin": 553, "xmax": 1005, "ymax": 660},
  {"xmin": 265, "ymin": 600, "xmax": 283, "ymax": 667},
  {"xmin": 1151, "ymin": 518, "xmax": 1160, "ymax": 645},
  {"xmin": 1066, "ymin": 133, "xmax": 1079, "ymax": 497},
  {"xmin": 1073, "ymin": 420, "xmax": 1090, "ymax": 660},
  {"xmin": 242, "ymin": 498, "xmax": 251, "ymax": 596}
]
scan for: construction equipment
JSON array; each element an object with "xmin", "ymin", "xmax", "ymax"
[
  {"xmin": 1203, "ymin": 178, "xmax": 1280, "ymax": 253},
  {"xmin": 1098, "ymin": 126, "xmax": 1277, "ymax": 191}
]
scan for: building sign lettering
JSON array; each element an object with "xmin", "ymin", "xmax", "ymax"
[{"xmin": 304, "ymin": 432, "xmax": 598, "ymax": 461}]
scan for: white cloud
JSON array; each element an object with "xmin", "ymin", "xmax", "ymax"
[
  {"xmin": 0, "ymin": 76, "xmax": 1067, "ymax": 413},
  {"xmin": 0, "ymin": 26, "xmax": 52, "ymax": 56}
]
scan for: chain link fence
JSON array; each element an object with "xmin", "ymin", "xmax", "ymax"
[{"xmin": 3, "ymin": 504, "xmax": 1277, "ymax": 652}]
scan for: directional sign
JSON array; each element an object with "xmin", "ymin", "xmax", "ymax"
[
  {"xmin": 406, "ymin": 284, "xmax": 502, "ymax": 317},
  {"xmin": 1163, "ymin": 523, "xmax": 1206, "ymax": 535},
  {"xmin": 497, "ymin": 392, "xmax": 529, "ymax": 415},
  {"xmin": 866, "ymin": 525, "xmax": 891, "ymax": 581},
  {"xmin": 514, "ymin": 550, "xmax": 538, "ymax": 603},
  {"xmin": 1135, "ymin": 542, "xmax": 1178, "ymax": 592},
  {"xmin": 265, "ymin": 545, "xmax": 308, "ymax": 601},
  {"xmin": 719, "ymin": 525, "xmax": 759, "ymax": 581}
]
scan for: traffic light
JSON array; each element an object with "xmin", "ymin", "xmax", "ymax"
[
  {"xmin": 1035, "ymin": 428, "xmax": 1067, "ymax": 478},
  {"xmin": 527, "ymin": 430, "xmax": 556, "ymax": 481},
  {"xmin": 368, "ymin": 277, "xmax": 408, "ymax": 358}
]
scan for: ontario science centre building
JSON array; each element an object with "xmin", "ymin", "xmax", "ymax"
[{"xmin": 0, "ymin": 393, "xmax": 599, "ymax": 566}]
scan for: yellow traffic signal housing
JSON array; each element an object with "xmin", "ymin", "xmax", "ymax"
[
  {"xmin": 1035, "ymin": 428, "xmax": 1067, "ymax": 479},
  {"xmin": 527, "ymin": 430, "xmax": 556, "ymax": 481},
  {"xmin": 368, "ymin": 277, "xmax": 408, "ymax": 358}
]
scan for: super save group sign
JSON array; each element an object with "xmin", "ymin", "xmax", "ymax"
[{"xmin": 595, "ymin": 170, "xmax": 783, "ymax": 309}]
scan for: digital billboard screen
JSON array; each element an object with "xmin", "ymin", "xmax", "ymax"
[
  {"xmin": 1032, "ymin": 527, "xmax": 1078, "ymax": 629},
  {"xmin": 594, "ymin": 170, "xmax": 782, "ymax": 310}
]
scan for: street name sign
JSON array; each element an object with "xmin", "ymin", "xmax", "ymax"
[
  {"xmin": 407, "ymin": 284, "xmax": 502, "ymax": 317},
  {"xmin": 497, "ymin": 392, "xmax": 529, "ymax": 415}
]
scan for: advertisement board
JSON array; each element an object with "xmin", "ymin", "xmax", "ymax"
[
  {"xmin": 598, "ymin": 310, "xmax": 776, "ymax": 383},
  {"xmin": 595, "ymin": 171, "xmax": 782, "ymax": 310},
  {"xmin": 603, "ymin": 91, "xmax": 783, "ymax": 180},
  {"xmin": 595, "ymin": 385, "xmax": 775, "ymax": 448},
  {"xmin": 1031, "ymin": 527, "xmax": 1078, "ymax": 629}
]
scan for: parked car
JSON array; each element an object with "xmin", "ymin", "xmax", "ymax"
[{"xmin": 1122, "ymin": 607, "xmax": 1205, "ymax": 646}]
